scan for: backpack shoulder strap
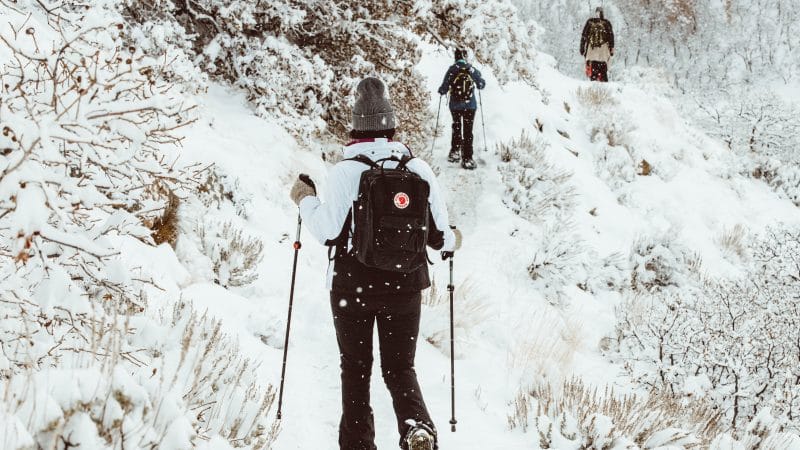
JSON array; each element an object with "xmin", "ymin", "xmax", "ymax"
[
  {"xmin": 345, "ymin": 154, "xmax": 379, "ymax": 169},
  {"xmin": 396, "ymin": 154, "xmax": 415, "ymax": 171}
]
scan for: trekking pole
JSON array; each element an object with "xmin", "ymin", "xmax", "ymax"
[
  {"xmin": 430, "ymin": 95, "xmax": 443, "ymax": 156},
  {"xmin": 448, "ymin": 228, "xmax": 457, "ymax": 432},
  {"xmin": 478, "ymin": 90, "xmax": 488, "ymax": 153},
  {"xmin": 277, "ymin": 211, "xmax": 303, "ymax": 420}
]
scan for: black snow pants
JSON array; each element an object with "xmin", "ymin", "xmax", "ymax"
[
  {"xmin": 588, "ymin": 61, "xmax": 609, "ymax": 82},
  {"xmin": 450, "ymin": 108, "xmax": 477, "ymax": 160},
  {"xmin": 330, "ymin": 291, "xmax": 436, "ymax": 450}
]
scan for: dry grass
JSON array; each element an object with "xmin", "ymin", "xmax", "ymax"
[
  {"xmin": 507, "ymin": 310, "xmax": 584, "ymax": 384},
  {"xmin": 717, "ymin": 224, "xmax": 748, "ymax": 259},
  {"xmin": 509, "ymin": 378, "xmax": 724, "ymax": 447},
  {"xmin": 422, "ymin": 277, "xmax": 490, "ymax": 352},
  {"xmin": 576, "ymin": 85, "xmax": 617, "ymax": 109}
]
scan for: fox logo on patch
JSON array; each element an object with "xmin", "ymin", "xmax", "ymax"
[{"xmin": 394, "ymin": 192, "xmax": 410, "ymax": 209}]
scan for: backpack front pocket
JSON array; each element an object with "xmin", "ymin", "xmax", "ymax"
[{"xmin": 376, "ymin": 215, "xmax": 427, "ymax": 253}]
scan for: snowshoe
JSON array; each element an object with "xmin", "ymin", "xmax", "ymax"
[
  {"xmin": 461, "ymin": 157, "xmax": 476, "ymax": 170},
  {"xmin": 447, "ymin": 150, "xmax": 461, "ymax": 163},
  {"xmin": 405, "ymin": 423, "xmax": 435, "ymax": 450}
]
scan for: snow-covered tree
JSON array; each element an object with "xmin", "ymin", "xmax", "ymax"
[
  {"xmin": 122, "ymin": 0, "xmax": 538, "ymax": 148},
  {"xmin": 615, "ymin": 227, "xmax": 800, "ymax": 432},
  {"xmin": 0, "ymin": 5, "xmax": 276, "ymax": 448}
]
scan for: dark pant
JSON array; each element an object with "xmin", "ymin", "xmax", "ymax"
[
  {"xmin": 450, "ymin": 108, "xmax": 476, "ymax": 160},
  {"xmin": 330, "ymin": 292, "xmax": 435, "ymax": 450},
  {"xmin": 588, "ymin": 61, "xmax": 608, "ymax": 82}
]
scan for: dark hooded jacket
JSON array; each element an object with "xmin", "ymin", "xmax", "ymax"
[{"xmin": 580, "ymin": 17, "xmax": 615, "ymax": 61}]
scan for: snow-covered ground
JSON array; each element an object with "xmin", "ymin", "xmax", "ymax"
[{"xmin": 152, "ymin": 44, "xmax": 799, "ymax": 448}]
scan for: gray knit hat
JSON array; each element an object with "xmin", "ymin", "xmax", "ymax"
[{"xmin": 352, "ymin": 77, "xmax": 397, "ymax": 131}]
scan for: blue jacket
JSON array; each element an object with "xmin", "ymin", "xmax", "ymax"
[{"xmin": 437, "ymin": 61, "xmax": 486, "ymax": 111}]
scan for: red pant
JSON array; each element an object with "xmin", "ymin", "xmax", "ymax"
[{"xmin": 586, "ymin": 61, "xmax": 608, "ymax": 82}]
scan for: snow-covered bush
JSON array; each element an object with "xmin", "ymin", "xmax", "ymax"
[
  {"xmin": 197, "ymin": 167, "xmax": 253, "ymax": 219},
  {"xmin": 584, "ymin": 251, "xmax": 630, "ymax": 294},
  {"xmin": 498, "ymin": 131, "xmax": 577, "ymax": 223},
  {"xmin": 629, "ymin": 231, "xmax": 696, "ymax": 292},
  {"xmin": 508, "ymin": 378, "xmax": 724, "ymax": 448},
  {"xmin": 577, "ymin": 87, "xmax": 635, "ymax": 151},
  {"xmin": 0, "ymin": 300, "xmax": 279, "ymax": 449},
  {"xmin": 527, "ymin": 220, "xmax": 588, "ymax": 304},
  {"xmin": 197, "ymin": 219, "xmax": 264, "ymax": 288},
  {"xmin": 593, "ymin": 144, "xmax": 638, "ymax": 189},
  {"xmin": 616, "ymin": 227, "xmax": 800, "ymax": 431}
]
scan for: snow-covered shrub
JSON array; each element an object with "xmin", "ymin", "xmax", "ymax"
[
  {"xmin": 593, "ymin": 144, "xmax": 638, "ymax": 188},
  {"xmin": 579, "ymin": 88, "xmax": 635, "ymax": 150},
  {"xmin": 197, "ymin": 219, "xmax": 264, "ymax": 288},
  {"xmin": 508, "ymin": 378, "xmax": 724, "ymax": 448},
  {"xmin": 711, "ymin": 410, "xmax": 800, "ymax": 450},
  {"xmin": 616, "ymin": 227, "xmax": 800, "ymax": 431},
  {"xmin": 528, "ymin": 220, "xmax": 588, "ymax": 304},
  {"xmin": 197, "ymin": 166, "xmax": 252, "ymax": 219},
  {"xmin": 629, "ymin": 231, "xmax": 696, "ymax": 292},
  {"xmin": 0, "ymin": 300, "xmax": 279, "ymax": 449},
  {"xmin": 585, "ymin": 252, "xmax": 630, "ymax": 294},
  {"xmin": 498, "ymin": 131, "xmax": 577, "ymax": 223}
]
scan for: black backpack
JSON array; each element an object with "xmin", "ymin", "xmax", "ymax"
[
  {"xmin": 330, "ymin": 154, "xmax": 431, "ymax": 273},
  {"xmin": 587, "ymin": 20, "xmax": 608, "ymax": 49},
  {"xmin": 449, "ymin": 65, "xmax": 475, "ymax": 103}
]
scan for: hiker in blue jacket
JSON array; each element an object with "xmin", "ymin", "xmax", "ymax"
[{"xmin": 437, "ymin": 49, "xmax": 486, "ymax": 170}]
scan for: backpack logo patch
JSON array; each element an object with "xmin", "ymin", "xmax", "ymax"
[{"xmin": 394, "ymin": 192, "xmax": 410, "ymax": 209}]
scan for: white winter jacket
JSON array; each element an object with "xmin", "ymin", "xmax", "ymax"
[
  {"xmin": 586, "ymin": 43, "xmax": 612, "ymax": 64},
  {"xmin": 299, "ymin": 138, "xmax": 456, "ymax": 289}
]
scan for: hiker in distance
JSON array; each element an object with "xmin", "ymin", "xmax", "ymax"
[
  {"xmin": 580, "ymin": 6, "xmax": 615, "ymax": 82},
  {"xmin": 437, "ymin": 48, "xmax": 486, "ymax": 170},
  {"xmin": 290, "ymin": 77, "xmax": 461, "ymax": 450}
]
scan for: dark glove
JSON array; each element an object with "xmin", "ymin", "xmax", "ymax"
[
  {"xmin": 441, "ymin": 251, "xmax": 454, "ymax": 261},
  {"xmin": 290, "ymin": 174, "xmax": 317, "ymax": 206},
  {"xmin": 438, "ymin": 87, "xmax": 447, "ymax": 96}
]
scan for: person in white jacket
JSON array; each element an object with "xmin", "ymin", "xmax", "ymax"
[{"xmin": 290, "ymin": 77, "xmax": 460, "ymax": 450}]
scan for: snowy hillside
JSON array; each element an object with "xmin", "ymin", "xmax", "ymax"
[
  {"xmin": 3, "ymin": 2, "xmax": 800, "ymax": 450},
  {"xmin": 126, "ymin": 49, "xmax": 800, "ymax": 448}
]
